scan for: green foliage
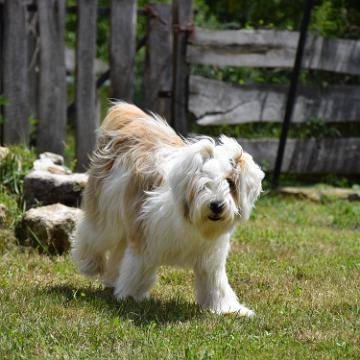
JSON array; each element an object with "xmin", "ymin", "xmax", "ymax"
[
  {"xmin": 0, "ymin": 96, "xmax": 10, "ymax": 125},
  {"xmin": 0, "ymin": 95, "xmax": 10, "ymax": 106},
  {"xmin": 0, "ymin": 146, "xmax": 36, "ymax": 208},
  {"xmin": 194, "ymin": 0, "xmax": 360, "ymax": 39},
  {"xmin": 193, "ymin": 0, "xmax": 304, "ymax": 30},
  {"xmin": 191, "ymin": 122, "xmax": 282, "ymax": 139},
  {"xmin": 65, "ymin": 0, "xmax": 111, "ymax": 62},
  {"xmin": 191, "ymin": 117, "xmax": 353, "ymax": 140},
  {"xmin": 311, "ymin": 0, "xmax": 348, "ymax": 37},
  {"xmin": 64, "ymin": 125, "xmax": 77, "ymax": 171},
  {"xmin": 293, "ymin": 116, "xmax": 341, "ymax": 139},
  {"xmin": 192, "ymin": 65, "xmax": 292, "ymax": 86},
  {"xmin": 0, "ymin": 192, "xmax": 19, "ymax": 232}
]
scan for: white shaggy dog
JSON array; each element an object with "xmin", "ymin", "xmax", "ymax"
[{"xmin": 72, "ymin": 102, "xmax": 264, "ymax": 316}]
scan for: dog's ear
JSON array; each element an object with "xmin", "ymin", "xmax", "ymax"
[
  {"xmin": 172, "ymin": 138, "xmax": 214, "ymax": 176},
  {"xmin": 237, "ymin": 152, "xmax": 265, "ymax": 221},
  {"xmin": 218, "ymin": 135, "xmax": 243, "ymax": 164},
  {"xmin": 169, "ymin": 139, "xmax": 214, "ymax": 201},
  {"xmin": 218, "ymin": 135, "xmax": 264, "ymax": 220}
]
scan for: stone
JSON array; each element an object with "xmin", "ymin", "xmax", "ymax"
[
  {"xmin": 23, "ymin": 152, "xmax": 88, "ymax": 207},
  {"xmin": 279, "ymin": 186, "xmax": 360, "ymax": 202},
  {"xmin": 16, "ymin": 203, "xmax": 82, "ymax": 254},
  {"xmin": 24, "ymin": 170, "xmax": 88, "ymax": 208},
  {"xmin": 0, "ymin": 147, "xmax": 9, "ymax": 162},
  {"xmin": 39, "ymin": 152, "xmax": 64, "ymax": 165},
  {"xmin": 34, "ymin": 152, "xmax": 69, "ymax": 175},
  {"xmin": 33, "ymin": 158, "xmax": 71, "ymax": 175}
]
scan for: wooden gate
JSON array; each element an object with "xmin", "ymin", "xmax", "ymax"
[{"xmin": 1, "ymin": 0, "xmax": 359, "ymax": 175}]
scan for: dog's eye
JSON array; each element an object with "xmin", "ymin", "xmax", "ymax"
[
  {"xmin": 229, "ymin": 158, "xmax": 236, "ymax": 168},
  {"xmin": 226, "ymin": 178, "xmax": 236, "ymax": 191}
]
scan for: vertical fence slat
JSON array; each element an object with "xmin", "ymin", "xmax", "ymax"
[
  {"xmin": 75, "ymin": 0, "xmax": 98, "ymax": 171},
  {"xmin": 110, "ymin": 0, "xmax": 137, "ymax": 102},
  {"xmin": 143, "ymin": 4, "xmax": 172, "ymax": 121},
  {"xmin": 37, "ymin": 0, "xmax": 66, "ymax": 155},
  {"xmin": 27, "ymin": 4, "xmax": 40, "ymax": 124},
  {"xmin": 171, "ymin": 0, "xmax": 192, "ymax": 135},
  {"xmin": 3, "ymin": 0, "xmax": 30, "ymax": 145}
]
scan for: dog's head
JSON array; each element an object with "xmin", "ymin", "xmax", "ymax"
[{"xmin": 169, "ymin": 136, "xmax": 264, "ymax": 239}]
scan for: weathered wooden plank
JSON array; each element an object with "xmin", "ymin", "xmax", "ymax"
[
  {"xmin": 110, "ymin": 0, "xmax": 137, "ymax": 102},
  {"xmin": 27, "ymin": 2, "xmax": 40, "ymax": 121},
  {"xmin": 66, "ymin": 47, "xmax": 107, "ymax": 75},
  {"xmin": 171, "ymin": 0, "xmax": 193, "ymax": 135},
  {"xmin": 187, "ymin": 28, "xmax": 360, "ymax": 75},
  {"xmin": 143, "ymin": 4, "xmax": 172, "ymax": 122},
  {"xmin": 37, "ymin": 0, "xmax": 67, "ymax": 155},
  {"xmin": 189, "ymin": 75, "xmax": 360, "ymax": 125},
  {"xmin": 75, "ymin": 0, "xmax": 98, "ymax": 172},
  {"xmin": 3, "ymin": 0, "xmax": 30, "ymax": 145},
  {"xmin": 238, "ymin": 138, "xmax": 360, "ymax": 174}
]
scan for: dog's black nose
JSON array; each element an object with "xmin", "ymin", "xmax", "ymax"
[{"xmin": 209, "ymin": 201, "xmax": 225, "ymax": 215}]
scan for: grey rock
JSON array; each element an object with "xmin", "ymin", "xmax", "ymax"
[
  {"xmin": 39, "ymin": 152, "xmax": 64, "ymax": 165},
  {"xmin": 16, "ymin": 203, "xmax": 82, "ymax": 254},
  {"xmin": 279, "ymin": 186, "xmax": 360, "ymax": 202},
  {"xmin": 24, "ymin": 170, "xmax": 88, "ymax": 208},
  {"xmin": 33, "ymin": 158, "xmax": 70, "ymax": 175}
]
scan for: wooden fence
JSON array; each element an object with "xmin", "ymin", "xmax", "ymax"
[
  {"xmin": 0, "ymin": 0, "xmax": 174, "ymax": 171},
  {"xmin": 1, "ymin": 0, "xmax": 359, "ymax": 175},
  {"xmin": 185, "ymin": 28, "xmax": 360, "ymax": 175}
]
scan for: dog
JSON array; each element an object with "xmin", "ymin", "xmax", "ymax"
[{"xmin": 71, "ymin": 102, "xmax": 264, "ymax": 316}]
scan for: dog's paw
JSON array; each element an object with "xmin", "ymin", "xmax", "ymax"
[
  {"xmin": 114, "ymin": 289, "xmax": 150, "ymax": 303},
  {"xmin": 235, "ymin": 305, "xmax": 255, "ymax": 318},
  {"xmin": 209, "ymin": 302, "xmax": 255, "ymax": 317}
]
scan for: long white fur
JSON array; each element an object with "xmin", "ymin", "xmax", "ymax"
[{"xmin": 72, "ymin": 102, "xmax": 264, "ymax": 316}]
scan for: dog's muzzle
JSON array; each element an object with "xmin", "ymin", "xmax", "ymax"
[{"xmin": 208, "ymin": 201, "xmax": 225, "ymax": 221}]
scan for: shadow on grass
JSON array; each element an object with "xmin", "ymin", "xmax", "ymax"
[{"xmin": 43, "ymin": 284, "xmax": 203, "ymax": 326}]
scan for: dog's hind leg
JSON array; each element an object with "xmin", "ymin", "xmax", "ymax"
[
  {"xmin": 114, "ymin": 247, "xmax": 157, "ymax": 302},
  {"xmin": 101, "ymin": 239, "xmax": 127, "ymax": 288},
  {"xmin": 71, "ymin": 218, "xmax": 107, "ymax": 277}
]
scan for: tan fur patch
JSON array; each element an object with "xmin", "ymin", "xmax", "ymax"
[
  {"xmin": 199, "ymin": 217, "xmax": 233, "ymax": 240},
  {"xmin": 122, "ymin": 173, "xmax": 151, "ymax": 253},
  {"xmin": 82, "ymin": 174, "xmax": 101, "ymax": 224},
  {"xmin": 82, "ymin": 103, "xmax": 184, "ymax": 252},
  {"xmin": 102, "ymin": 103, "xmax": 184, "ymax": 149},
  {"xmin": 237, "ymin": 158, "xmax": 246, "ymax": 170}
]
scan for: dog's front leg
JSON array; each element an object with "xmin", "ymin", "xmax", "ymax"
[
  {"xmin": 114, "ymin": 248, "xmax": 157, "ymax": 302},
  {"xmin": 194, "ymin": 261, "xmax": 255, "ymax": 317}
]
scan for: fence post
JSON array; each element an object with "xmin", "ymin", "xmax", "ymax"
[
  {"xmin": 110, "ymin": 0, "xmax": 137, "ymax": 102},
  {"xmin": 2, "ymin": 0, "xmax": 30, "ymax": 145},
  {"xmin": 143, "ymin": 4, "xmax": 173, "ymax": 121},
  {"xmin": 75, "ymin": 0, "xmax": 98, "ymax": 171},
  {"xmin": 171, "ymin": 0, "xmax": 192, "ymax": 135},
  {"xmin": 27, "ymin": 2, "xmax": 40, "ymax": 126},
  {"xmin": 37, "ymin": 0, "xmax": 66, "ymax": 155},
  {"xmin": 0, "ymin": 0, "xmax": 3, "ymax": 144},
  {"xmin": 271, "ymin": 0, "xmax": 314, "ymax": 188}
]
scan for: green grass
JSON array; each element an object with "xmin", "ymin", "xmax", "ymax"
[{"xmin": 0, "ymin": 195, "xmax": 359, "ymax": 359}]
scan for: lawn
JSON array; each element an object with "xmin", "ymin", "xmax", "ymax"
[{"xmin": 0, "ymin": 194, "xmax": 359, "ymax": 359}]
